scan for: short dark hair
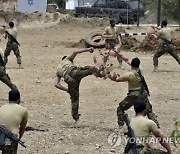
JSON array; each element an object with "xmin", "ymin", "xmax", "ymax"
[
  {"xmin": 110, "ymin": 19, "xmax": 115, "ymax": 24},
  {"xmin": 62, "ymin": 56, "xmax": 67, "ymax": 60},
  {"xmin": 131, "ymin": 58, "xmax": 140, "ymax": 68},
  {"xmin": 9, "ymin": 22, "xmax": 14, "ymax": 28},
  {"xmin": 134, "ymin": 100, "xmax": 146, "ymax": 113},
  {"xmin": 161, "ymin": 20, "xmax": 167, "ymax": 27},
  {"xmin": 9, "ymin": 90, "xmax": 20, "ymax": 101}
]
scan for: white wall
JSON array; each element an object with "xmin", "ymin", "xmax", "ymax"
[
  {"xmin": 66, "ymin": 0, "xmax": 78, "ymax": 10},
  {"xmin": 17, "ymin": 0, "xmax": 47, "ymax": 13}
]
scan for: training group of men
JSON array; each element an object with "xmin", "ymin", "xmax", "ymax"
[
  {"xmin": 55, "ymin": 19, "xmax": 179, "ymax": 154},
  {"xmin": 0, "ymin": 19, "xmax": 179, "ymax": 153},
  {"xmin": 0, "ymin": 22, "xmax": 27, "ymax": 154},
  {"xmin": 0, "ymin": 22, "xmax": 21, "ymax": 92}
]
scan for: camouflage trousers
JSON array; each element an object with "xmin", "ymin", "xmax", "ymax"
[
  {"xmin": 153, "ymin": 44, "xmax": 180, "ymax": 67},
  {"xmin": 127, "ymin": 147, "xmax": 167, "ymax": 154},
  {"xmin": 117, "ymin": 90, "xmax": 160, "ymax": 128},
  {"xmin": 104, "ymin": 39, "xmax": 122, "ymax": 65},
  {"xmin": 0, "ymin": 140, "xmax": 18, "ymax": 154},
  {"xmin": 0, "ymin": 66, "xmax": 18, "ymax": 90},
  {"xmin": 64, "ymin": 66, "xmax": 98, "ymax": 120},
  {"xmin": 4, "ymin": 42, "xmax": 21, "ymax": 66}
]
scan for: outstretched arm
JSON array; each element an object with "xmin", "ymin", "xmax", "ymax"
[
  {"xmin": 68, "ymin": 47, "xmax": 94, "ymax": 61},
  {"xmin": 148, "ymin": 26, "xmax": 162, "ymax": 39},
  {"xmin": 54, "ymin": 74, "xmax": 68, "ymax": 92},
  {"xmin": 114, "ymin": 35, "xmax": 122, "ymax": 53},
  {"xmin": 115, "ymin": 51, "xmax": 131, "ymax": 66},
  {"xmin": 117, "ymin": 34, "xmax": 122, "ymax": 46},
  {"xmin": 19, "ymin": 111, "xmax": 28, "ymax": 139},
  {"xmin": 153, "ymin": 130, "xmax": 172, "ymax": 154}
]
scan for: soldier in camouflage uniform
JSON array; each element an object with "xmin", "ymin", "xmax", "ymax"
[
  {"xmin": 0, "ymin": 90, "xmax": 28, "ymax": 154},
  {"xmin": 125, "ymin": 100, "xmax": 172, "ymax": 154},
  {"xmin": 102, "ymin": 19, "xmax": 123, "ymax": 68},
  {"xmin": 54, "ymin": 47, "xmax": 103, "ymax": 122},
  {"xmin": 0, "ymin": 48, "xmax": 18, "ymax": 90},
  {"xmin": 3, "ymin": 22, "xmax": 22, "ymax": 67},
  {"xmin": 108, "ymin": 52, "xmax": 160, "ymax": 128},
  {"xmin": 152, "ymin": 20, "xmax": 180, "ymax": 72}
]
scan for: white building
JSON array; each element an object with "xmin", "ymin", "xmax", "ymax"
[
  {"xmin": 66, "ymin": 0, "xmax": 96, "ymax": 10},
  {"xmin": 17, "ymin": 0, "xmax": 47, "ymax": 13}
]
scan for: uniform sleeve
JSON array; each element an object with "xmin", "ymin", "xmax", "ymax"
[
  {"xmin": 104, "ymin": 27, "xmax": 109, "ymax": 34},
  {"xmin": 23, "ymin": 110, "xmax": 28, "ymax": 120},
  {"xmin": 115, "ymin": 27, "xmax": 119, "ymax": 34},
  {"xmin": 148, "ymin": 120, "xmax": 158, "ymax": 132},
  {"xmin": 121, "ymin": 72, "xmax": 131, "ymax": 81},
  {"xmin": 157, "ymin": 29, "xmax": 163, "ymax": 36}
]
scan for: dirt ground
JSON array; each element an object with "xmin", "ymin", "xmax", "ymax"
[{"xmin": 0, "ymin": 21, "xmax": 180, "ymax": 154}]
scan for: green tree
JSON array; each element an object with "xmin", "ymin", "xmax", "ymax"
[
  {"xmin": 170, "ymin": 118, "xmax": 180, "ymax": 147},
  {"xmin": 141, "ymin": 0, "xmax": 180, "ymax": 21},
  {"xmin": 161, "ymin": 0, "xmax": 179, "ymax": 20}
]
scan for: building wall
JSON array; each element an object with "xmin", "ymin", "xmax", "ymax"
[
  {"xmin": 78, "ymin": 0, "xmax": 96, "ymax": 6},
  {"xmin": 17, "ymin": 0, "xmax": 47, "ymax": 13},
  {"xmin": 66, "ymin": 0, "xmax": 96, "ymax": 10}
]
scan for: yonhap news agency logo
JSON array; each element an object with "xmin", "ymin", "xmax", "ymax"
[
  {"xmin": 108, "ymin": 133, "xmax": 121, "ymax": 148},
  {"xmin": 108, "ymin": 133, "xmax": 180, "ymax": 147}
]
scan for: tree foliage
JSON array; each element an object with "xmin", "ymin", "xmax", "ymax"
[
  {"xmin": 170, "ymin": 118, "xmax": 180, "ymax": 147},
  {"xmin": 141, "ymin": 0, "xmax": 180, "ymax": 21},
  {"xmin": 161, "ymin": 0, "xmax": 179, "ymax": 20}
]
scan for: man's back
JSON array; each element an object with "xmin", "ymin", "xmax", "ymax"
[
  {"xmin": 0, "ymin": 103, "xmax": 28, "ymax": 136},
  {"xmin": 130, "ymin": 115, "xmax": 157, "ymax": 137},
  {"xmin": 57, "ymin": 57, "xmax": 73, "ymax": 77},
  {"xmin": 7, "ymin": 27, "xmax": 17, "ymax": 39},
  {"xmin": 130, "ymin": 115, "xmax": 158, "ymax": 148},
  {"xmin": 158, "ymin": 27, "xmax": 171, "ymax": 41},
  {"xmin": 121, "ymin": 70, "xmax": 141, "ymax": 91}
]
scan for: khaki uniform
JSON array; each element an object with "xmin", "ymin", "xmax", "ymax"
[
  {"xmin": 0, "ymin": 103, "xmax": 28, "ymax": 154},
  {"xmin": 4, "ymin": 27, "xmax": 21, "ymax": 66},
  {"xmin": 57, "ymin": 58, "xmax": 99, "ymax": 120},
  {"xmin": 117, "ymin": 69, "xmax": 159, "ymax": 128},
  {"xmin": 126, "ymin": 116, "xmax": 166, "ymax": 154},
  {"xmin": 0, "ymin": 48, "xmax": 18, "ymax": 90},
  {"xmin": 153, "ymin": 27, "xmax": 180, "ymax": 67},
  {"xmin": 104, "ymin": 26, "xmax": 122, "ymax": 65}
]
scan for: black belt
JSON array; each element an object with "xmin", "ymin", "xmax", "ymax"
[
  {"xmin": 129, "ymin": 89, "xmax": 140, "ymax": 93},
  {"xmin": 136, "ymin": 144, "xmax": 144, "ymax": 148}
]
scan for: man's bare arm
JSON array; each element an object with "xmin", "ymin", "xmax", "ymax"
[
  {"xmin": 54, "ymin": 75, "xmax": 68, "ymax": 92},
  {"xmin": 153, "ymin": 130, "xmax": 172, "ymax": 154},
  {"xmin": 68, "ymin": 47, "xmax": 94, "ymax": 61},
  {"xmin": 0, "ymin": 25, "xmax": 7, "ymax": 39},
  {"xmin": 116, "ymin": 52, "xmax": 131, "ymax": 66},
  {"xmin": 114, "ymin": 35, "xmax": 122, "ymax": 53},
  {"xmin": 19, "ymin": 116, "xmax": 28, "ymax": 139},
  {"xmin": 117, "ymin": 35, "xmax": 122, "ymax": 45}
]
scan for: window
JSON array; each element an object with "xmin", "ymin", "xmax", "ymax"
[{"xmin": 94, "ymin": 0, "xmax": 106, "ymax": 7}]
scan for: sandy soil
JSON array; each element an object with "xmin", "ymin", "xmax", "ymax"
[{"xmin": 0, "ymin": 22, "xmax": 180, "ymax": 154}]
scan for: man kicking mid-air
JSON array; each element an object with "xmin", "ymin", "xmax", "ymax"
[{"xmin": 54, "ymin": 47, "xmax": 104, "ymax": 123}]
